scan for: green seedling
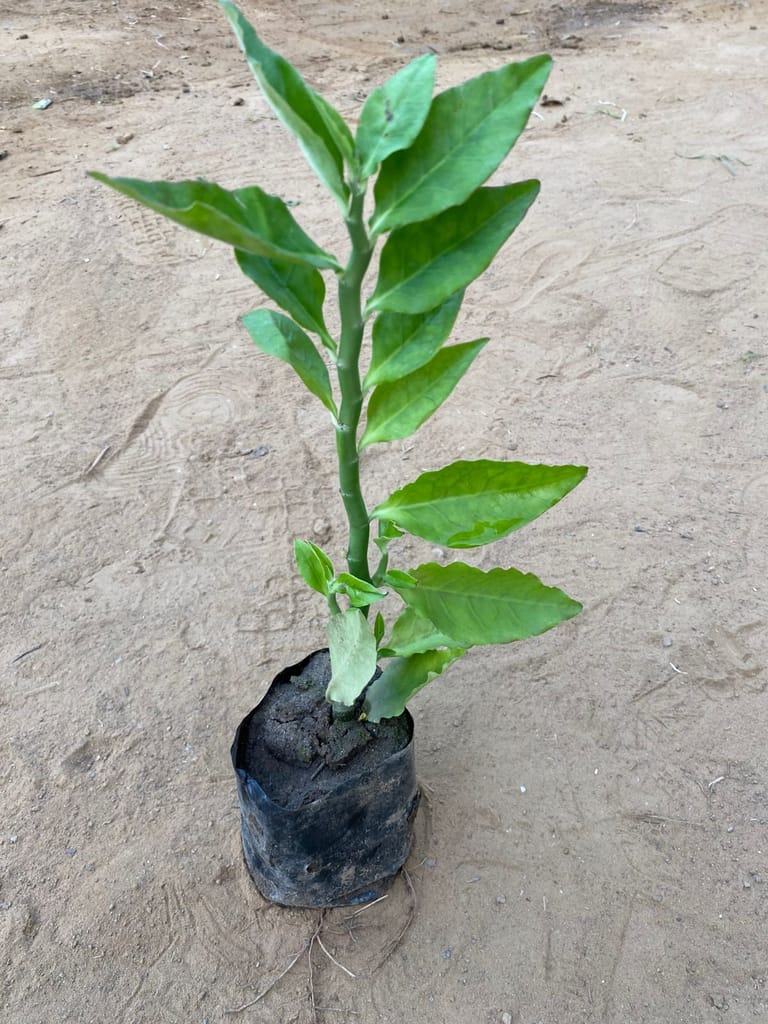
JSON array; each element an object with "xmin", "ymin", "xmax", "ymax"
[{"xmin": 92, "ymin": 1, "xmax": 587, "ymax": 722}]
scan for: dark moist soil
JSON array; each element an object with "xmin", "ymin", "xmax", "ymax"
[{"xmin": 242, "ymin": 651, "xmax": 411, "ymax": 809}]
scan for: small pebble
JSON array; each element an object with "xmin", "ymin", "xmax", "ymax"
[
  {"xmin": 726, "ymin": 825, "xmax": 734, "ymax": 834},
  {"xmin": 312, "ymin": 517, "xmax": 331, "ymax": 542},
  {"xmin": 502, "ymin": 1014, "xmax": 513, "ymax": 1024},
  {"xmin": 115, "ymin": 133, "xmax": 134, "ymax": 146},
  {"xmin": 441, "ymin": 947, "xmax": 452, "ymax": 960},
  {"xmin": 9, "ymin": 835, "xmax": 18, "ymax": 844},
  {"xmin": 0, "ymin": 902, "xmax": 11, "ymax": 910},
  {"xmin": 233, "ymin": 97, "xmax": 245, "ymax": 106},
  {"xmin": 495, "ymin": 894, "xmax": 507, "ymax": 905},
  {"xmin": 65, "ymin": 847, "xmax": 78, "ymax": 857},
  {"xmin": 662, "ymin": 635, "xmax": 673, "ymax": 648}
]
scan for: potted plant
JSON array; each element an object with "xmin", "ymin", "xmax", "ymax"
[{"xmin": 91, "ymin": 1, "xmax": 587, "ymax": 908}]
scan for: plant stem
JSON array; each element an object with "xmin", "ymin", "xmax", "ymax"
[{"xmin": 335, "ymin": 185, "xmax": 373, "ymax": 584}]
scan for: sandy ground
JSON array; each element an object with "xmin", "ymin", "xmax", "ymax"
[{"xmin": 2, "ymin": 0, "xmax": 768, "ymax": 1021}]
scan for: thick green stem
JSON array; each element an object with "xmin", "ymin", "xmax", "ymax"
[{"xmin": 335, "ymin": 185, "xmax": 374, "ymax": 583}]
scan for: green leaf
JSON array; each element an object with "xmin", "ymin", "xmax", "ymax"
[
  {"xmin": 383, "ymin": 568, "xmax": 417, "ymax": 588},
  {"xmin": 356, "ymin": 53, "xmax": 436, "ymax": 179},
  {"xmin": 365, "ymin": 290, "xmax": 464, "ymax": 388},
  {"xmin": 360, "ymin": 340, "xmax": 486, "ymax": 448},
  {"xmin": 294, "ymin": 539, "xmax": 334, "ymax": 596},
  {"xmin": 363, "ymin": 648, "xmax": 465, "ymax": 722},
  {"xmin": 326, "ymin": 608, "xmax": 378, "ymax": 705},
  {"xmin": 374, "ymin": 519, "xmax": 404, "ymax": 555},
  {"xmin": 241, "ymin": 309, "xmax": 336, "ymax": 413},
  {"xmin": 220, "ymin": 1, "xmax": 351, "ymax": 205},
  {"xmin": 368, "ymin": 182, "xmax": 539, "ymax": 315},
  {"xmin": 373, "ymin": 612, "xmax": 386, "ymax": 647},
  {"xmin": 315, "ymin": 93, "xmax": 356, "ymax": 166},
  {"xmin": 235, "ymin": 250, "xmax": 331, "ymax": 345},
  {"xmin": 381, "ymin": 606, "xmax": 462, "ymax": 658},
  {"xmin": 390, "ymin": 562, "xmax": 582, "ymax": 646},
  {"xmin": 371, "ymin": 54, "xmax": 551, "ymax": 234},
  {"xmin": 373, "ymin": 461, "xmax": 588, "ymax": 548},
  {"xmin": 90, "ymin": 174, "xmax": 341, "ymax": 271},
  {"xmin": 331, "ymin": 572, "xmax": 388, "ymax": 608}
]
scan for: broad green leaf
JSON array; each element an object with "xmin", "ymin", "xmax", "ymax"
[
  {"xmin": 294, "ymin": 539, "xmax": 334, "ymax": 596},
  {"xmin": 91, "ymin": 174, "xmax": 341, "ymax": 270},
  {"xmin": 236, "ymin": 250, "xmax": 332, "ymax": 345},
  {"xmin": 331, "ymin": 572, "xmax": 388, "ymax": 608},
  {"xmin": 220, "ymin": 1, "xmax": 351, "ymax": 205},
  {"xmin": 370, "ymin": 54, "xmax": 551, "ymax": 234},
  {"xmin": 381, "ymin": 606, "xmax": 462, "ymax": 658},
  {"xmin": 390, "ymin": 562, "xmax": 582, "ymax": 646},
  {"xmin": 373, "ymin": 460, "xmax": 588, "ymax": 548},
  {"xmin": 383, "ymin": 568, "xmax": 417, "ymax": 588},
  {"xmin": 360, "ymin": 340, "xmax": 486, "ymax": 448},
  {"xmin": 363, "ymin": 648, "xmax": 465, "ymax": 722},
  {"xmin": 242, "ymin": 309, "xmax": 336, "ymax": 413},
  {"xmin": 367, "ymin": 182, "xmax": 539, "ymax": 315},
  {"xmin": 326, "ymin": 608, "xmax": 378, "ymax": 705},
  {"xmin": 364, "ymin": 290, "xmax": 464, "ymax": 388},
  {"xmin": 356, "ymin": 53, "xmax": 436, "ymax": 179}
]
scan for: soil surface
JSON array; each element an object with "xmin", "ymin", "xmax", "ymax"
[
  {"xmin": 239, "ymin": 651, "xmax": 410, "ymax": 808},
  {"xmin": 3, "ymin": 1, "xmax": 768, "ymax": 1023}
]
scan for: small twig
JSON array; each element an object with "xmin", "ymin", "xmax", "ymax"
[
  {"xmin": 675, "ymin": 151, "xmax": 748, "ymax": 176},
  {"xmin": 315, "ymin": 934, "xmax": 355, "ymax": 978},
  {"xmin": 632, "ymin": 680, "xmax": 668, "ymax": 703},
  {"xmin": 223, "ymin": 947, "xmax": 306, "ymax": 1015},
  {"xmin": 308, "ymin": 917, "xmax": 320, "ymax": 1024},
  {"xmin": 373, "ymin": 869, "xmax": 417, "ymax": 971},
  {"xmin": 669, "ymin": 661, "xmax": 687, "ymax": 675},
  {"xmin": 82, "ymin": 445, "xmax": 112, "ymax": 477},
  {"xmin": 21, "ymin": 681, "xmax": 60, "ymax": 698},
  {"xmin": 12, "ymin": 643, "xmax": 45, "ymax": 664},
  {"xmin": 597, "ymin": 100, "xmax": 627, "ymax": 122},
  {"xmin": 29, "ymin": 167, "xmax": 63, "ymax": 178},
  {"xmin": 345, "ymin": 894, "xmax": 388, "ymax": 919},
  {"xmin": 708, "ymin": 775, "xmax": 725, "ymax": 792}
]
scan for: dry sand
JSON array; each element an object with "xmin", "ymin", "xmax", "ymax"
[{"xmin": 2, "ymin": 1, "xmax": 767, "ymax": 1021}]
